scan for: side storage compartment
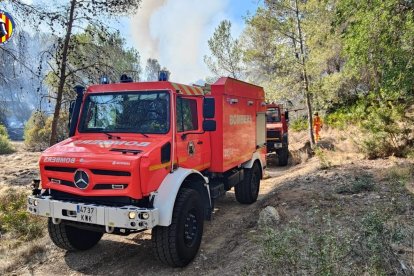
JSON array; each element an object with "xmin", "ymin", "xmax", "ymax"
[{"xmin": 208, "ymin": 77, "xmax": 266, "ymax": 173}]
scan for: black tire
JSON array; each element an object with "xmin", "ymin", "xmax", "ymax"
[
  {"xmin": 235, "ymin": 162, "xmax": 261, "ymax": 204},
  {"xmin": 48, "ymin": 218, "xmax": 103, "ymax": 251},
  {"xmin": 152, "ymin": 188, "xmax": 204, "ymax": 267},
  {"xmin": 277, "ymin": 146, "xmax": 289, "ymax": 166}
]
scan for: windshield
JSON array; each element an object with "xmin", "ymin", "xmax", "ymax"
[
  {"xmin": 79, "ymin": 91, "xmax": 170, "ymax": 134},
  {"xmin": 266, "ymin": 108, "xmax": 281, "ymax": 123}
]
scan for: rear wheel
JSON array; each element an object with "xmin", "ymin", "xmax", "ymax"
[
  {"xmin": 235, "ymin": 162, "xmax": 261, "ymax": 204},
  {"xmin": 48, "ymin": 219, "xmax": 103, "ymax": 251},
  {"xmin": 277, "ymin": 146, "xmax": 289, "ymax": 166},
  {"xmin": 152, "ymin": 188, "xmax": 204, "ymax": 267}
]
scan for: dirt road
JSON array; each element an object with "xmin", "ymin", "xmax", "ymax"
[{"xmin": 7, "ymin": 152, "xmax": 317, "ymax": 276}]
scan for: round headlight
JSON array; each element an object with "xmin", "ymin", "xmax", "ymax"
[
  {"xmin": 141, "ymin": 212, "xmax": 149, "ymax": 220},
  {"xmin": 128, "ymin": 211, "xmax": 136, "ymax": 219},
  {"xmin": 33, "ymin": 199, "xmax": 38, "ymax": 206}
]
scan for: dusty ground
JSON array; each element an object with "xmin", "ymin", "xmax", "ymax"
[{"xmin": 1, "ymin": 135, "xmax": 414, "ymax": 275}]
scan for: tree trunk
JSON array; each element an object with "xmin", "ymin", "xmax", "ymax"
[
  {"xmin": 49, "ymin": 0, "xmax": 76, "ymax": 146},
  {"xmin": 294, "ymin": 0, "xmax": 315, "ymax": 147}
]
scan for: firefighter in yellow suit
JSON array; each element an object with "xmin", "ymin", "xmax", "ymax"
[{"xmin": 313, "ymin": 112, "xmax": 323, "ymax": 142}]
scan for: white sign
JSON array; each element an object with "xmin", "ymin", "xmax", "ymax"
[
  {"xmin": 229, "ymin": 115, "xmax": 252, "ymax": 126},
  {"xmin": 74, "ymin": 140, "xmax": 151, "ymax": 147}
]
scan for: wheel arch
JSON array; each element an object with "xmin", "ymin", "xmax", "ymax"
[
  {"xmin": 152, "ymin": 168, "xmax": 211, "ymax": 226},
  {"xmin": 242, "ymin": 151, "xmax": 264, "ymax": 179}
]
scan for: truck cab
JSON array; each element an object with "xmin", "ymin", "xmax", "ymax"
[
  {"xmin": 28, "ymin": 76, "xmax": 266, "ymax": 267},
  {"xmin": 266, "ymin": 103, "xmax": 289, "ymax": 166}
]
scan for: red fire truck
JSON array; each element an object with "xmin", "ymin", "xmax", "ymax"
[
  {"xmin": 266, "ymin": 103, "xmax": 289, "ymax": 166},
  {"xmin": 27, "ymin": 76, "xmax": 267, "ymax": 267}
]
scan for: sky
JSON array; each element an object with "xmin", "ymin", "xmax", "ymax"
[
  {"xmin": 11, "ymin": 0, "xmax": 260, "ymax": 84},
  {"xmin": 126, "ymin": 0, "xmax": 260, "ymax": 84}
]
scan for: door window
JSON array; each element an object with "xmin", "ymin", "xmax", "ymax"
[{"xmin": 177, "ymin": 98, "xmax": 198, "ymax": 132}]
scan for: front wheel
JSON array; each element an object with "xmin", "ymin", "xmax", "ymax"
[
  {"xmin": 152, "ymin": 188, "xmax": 204, "ymax": 267},
  {"xmin": 235, "ymin": 162, "xmax": 261, "ymax": 204},
  {"xmin": 48, "ymin": 219, "xmax": 103, "ymax": 251}
]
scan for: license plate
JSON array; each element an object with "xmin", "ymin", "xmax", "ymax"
[
  {"xmin": 274, "ymin": 143, "xmax": 283, "ymax": 148},
  {"xmin": 77, "ymin": 205, "xmax": 97, "ymax": 223}
]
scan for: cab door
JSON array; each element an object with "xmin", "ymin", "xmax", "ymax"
[{"xmin": 175, "ymin": 96, "xmax": 206, "ymax": 170}]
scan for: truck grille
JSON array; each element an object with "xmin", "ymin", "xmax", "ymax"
[
  {"xmin": 93, "ymin": 184, "xmax": 129, "ymax": 190},
  {"xmin": 49, "ymin": 178, "xmax": 76, "ymax": 188},
  {"xmin": 44, "ymin": 166, "xmax": 132, "ymax": 190},
  {"xmin": 267, "ymin": 130, "xmax": 281, "ymax": 140},
  {"xmin": 45, "ymin": 166, "xmax": 131, "ymax": 176}
]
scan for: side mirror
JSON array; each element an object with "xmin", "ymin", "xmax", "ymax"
[
  {"xmin": 68, "ymin": 100, "xmax": 75, "ymax": 129},
  {"xmin": 285, "ymin": 110, "xmax": 289, "ymax": 122},
  {"xmin": 69, "ymin": 85, "xmax": 85, "ymax": 137},
  {"xmin": 203, "ymin": 98, "xmax": 215, "ymax": 119},
  {"xmin": 203, "ymin": 120, "xmax": 216, "ymax": 132}
]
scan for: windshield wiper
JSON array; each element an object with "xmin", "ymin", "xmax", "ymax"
[
  {"xmin": 110, "ymin": 128, "xmax": 149, "ymax": 138},
  {"xmin": 137, "ymin": 132, "xmax": 149, "ymax": 138},
  {"xmin": 103, "ymin": 132, "xmax": 121, "ymax": 140}
]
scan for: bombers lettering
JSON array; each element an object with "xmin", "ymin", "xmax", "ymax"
[
  {"xmin": 229, "ymin": 114, "xmax": 252, "ymax": 126},
  {"xmin": 74, "ymin": 140, "xmax": 151, "ymax": 147},
  {"xmin": 44, "ymin": 157, "xmax": 75, "ymax": 164}
]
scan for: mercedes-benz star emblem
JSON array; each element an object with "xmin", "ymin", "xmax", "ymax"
[{"xmin": 74, "ymin": 169, "xmax": 89, "ymax": 189}]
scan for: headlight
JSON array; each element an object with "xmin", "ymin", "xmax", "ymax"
[
  {"xmin": 33, "ymin": 199, "xmax": 38, "ymax": 206},
  {"xmin": 28, "ymin": 198, "xmax": 33, "ymax": 205},
  {"xmin": 141, "ymin": 212, "xmax": 149, "ymax": 220},
  {"xmin": 128, "ymin": 211, "xmax": 136, "ymax": 219}
]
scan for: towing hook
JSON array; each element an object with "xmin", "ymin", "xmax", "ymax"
[
  {"xmin": 105, "ymin": 225, "xmax": 115, "ymax": 234},
  {"xmin": 32, "ymin": 179, "xmax": 41, "ymax": 195},
  {"xmin": 52, "ymin": 218, "xmax": 61, "ymax": 225}
]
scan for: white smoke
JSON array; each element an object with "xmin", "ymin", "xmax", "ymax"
[{"xmin": 131, "ymin": 0, "xmax": 238, "ymax": 84}]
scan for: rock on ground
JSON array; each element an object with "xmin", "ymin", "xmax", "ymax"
[{"xmin": 258, "ymin": 206, "xmax": 280, "ymax": 228}]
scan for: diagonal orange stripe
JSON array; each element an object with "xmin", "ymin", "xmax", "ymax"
[
  {"xmin": 178, "ymin": 84, "xmax": 193, "ymax": 95},
  {"xmin": 192, "ymin": 87, "xmax": 203, "ymax": 95},
  {"xmin": 171, "ymin": 83, "xmax": 181, "ymax": 93}
]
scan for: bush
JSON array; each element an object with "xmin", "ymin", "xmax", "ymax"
[
  {"xmin": 24, "ymin": 111, "xmax": 69, "ymax": 151},
  {"xmin": 0, "ymin": 124, "xmax": 14, "ymax": 154},
  {"xmin": 325, "ymin": 109, "xmax": 354, "ymax": 130},
  {"xmin": 0, "ymin": 189, "xmax": 44, "ymax": 241},
  {"xmin": 290, "ymin": 117, "xmax": 308, "ymax": 132},
  {"xmin": 328, "ymin": 94, "xmax": 414, "ymax": 159},
  {"xmin": 0, "ymin": 124, "xmax": 8, "ymax": 137}
]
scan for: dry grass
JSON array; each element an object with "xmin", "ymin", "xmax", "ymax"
[
  {"xmin": 0, "ymin": 188, "xmax": 47, "ymax": 274},
  {"xmin": 0, "ymin": 238, "xmax": 49, "ymax": 274},
  {"xmin": 289, "ymin": 127, "xmax": 364, "ymax": 167}
]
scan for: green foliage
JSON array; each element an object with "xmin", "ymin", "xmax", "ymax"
[
  {"xmin": 204, "ymin": 20, "xmax": 245, "ymax": 80},
  {"xmin": 338, "ymin": 0, "xmax": 414, "ymax": 99},
  {"xmin": 0, "ymin": 124, "xmax": 8, "ymax": 137},
  {"xmin": 0, "ymin": 136, "xmax": 15, "ymax": 155},
  {"xmin": 0, "ymin": 189, "xmax": 44, "ymax": 241},
  {"xmin": 24, "ymin": 111, "xmax": 49, "ymax": 151},
  {"xmin": 24, "ymin": 111, "xmax": 68, "ymax": 151},
  {"xmin": 290, "ymin": 118, "xmax": 308, "ymax": 132},
  {"xmin": 0, "ymin": 124, "xmax": 14, "ymax": 154},
  {"xmin": 326, "ymin": 93, "xmax": 413, "ymax": 158}
]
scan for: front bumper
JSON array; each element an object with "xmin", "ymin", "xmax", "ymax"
[{"xmin": 27, "ymin": 195, "xmax": 159, "ymax": 231}]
